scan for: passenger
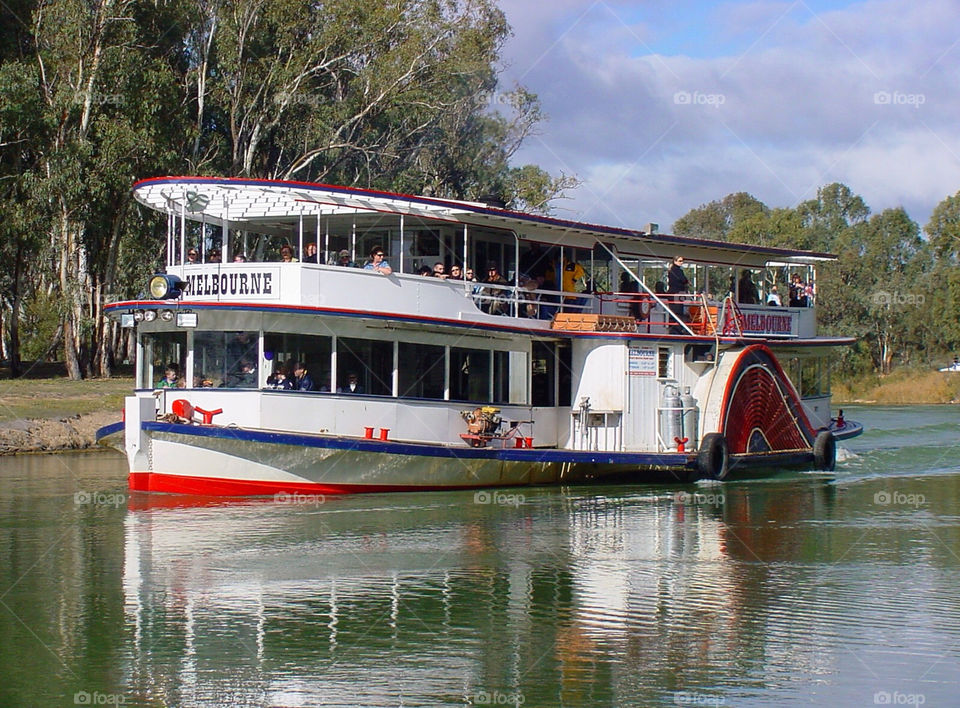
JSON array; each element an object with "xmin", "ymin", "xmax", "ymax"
[
  {"xmin": 156, "ymin": 363, "xmax": 180, "ymax": 388},
  {"xmin": 335, "ymin": 249, "xmax": 355, "ymax": 267},
  {"xmin": 280, "ymin": 245, "xmax": 297, "ymax": 263},
  {"xmin": 449, "ymin": 265, "xmax": 463, "ymax": 279},
  {"xmin": 292, "ymin": 362, "xmax": 315, "ymax": 391},
  {"xmin": 418, "ymin": 265, "xmax": 434, "ymax": 277},
  {"xmin": 620, "ymin": 271, "xmax": 643, "ymax": 319},
  {"xmin": 483, "ymin": 262, "xmax": 509, "ymax": 315},
  {"xmin": 233, "ymin": 253, "xmax": 247, "ymax": 263},
  {"xmin": 789, "ymin": 273, "xmax": 807, "ymax": 307},
  {"xmin": 766, "ymin": 284, "xmax": 782, "ymax": 306},
  {"xmin": 737, "ymin": 270, "xmax": 759, "ymax": 304},
  {"xmin": 337, "ymin": 372, "xmax": 364, "ymax": 394},
  {"xmin": 464, "ymin": 267, "xmax": 477, "ymax": 282},
  {"xmin": 561, "ymin": 257, "xmax": 586, "ymax": 311},
  {"xmin": 186, "ymin": 248, "xmax": 199, "ymax": 264},
  {"xmin": 226, "ymin": 360, "xmax": 256, "ymax": 388},
  {"xmin": 666, "ymin": 255, "xmax": 689, "ymax": 332},
  {"xmin": 804, "ymin": 281, "xmax": 815, "ymax": 306},
  {"xmin": 432, "ymin": 262, "xmax": 449, "ymax": 279},
  {"xmin": 518, "ymin": 276, "xmax": 540, "ymax": 318},
  {"xmin": 267, "ymin": 365, "xmax": 293, "ymax": 390},
  {"xmin": 363, "ymin": 246, "xmax": 392, "ymax": 275},
  {"xmin": 304, "ymin": 242, "xmax": 319, "ymax": 263},
  {"xmin": 207, "ymin": 249, "xmax": 221, "ymax": 264}
]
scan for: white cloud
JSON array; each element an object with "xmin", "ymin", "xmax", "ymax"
[{"xmin": 496, "ymin": 0, "xmax": 960, "ymax": 232}]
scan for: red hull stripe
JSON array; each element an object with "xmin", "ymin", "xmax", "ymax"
[{"xmin": 129, "ymin": 471, "xmax": 487, "ymax": 496}]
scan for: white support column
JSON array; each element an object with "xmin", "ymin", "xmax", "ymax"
[
  {"xmin": 298, "ymin": 214, "xmax": 303, "ymax": 260},
  {"xmin": 392, "ymin": 341, "xmax": 399, "ymax": 398},
  {"xmin": 180, "ymin": 202, "xmax": 186, "ymax": 266},
  {"xmin": 222, "ymin": 196, "xmax": 230, "ymax": 263},
  {"xmin": 399, "ymin": 214, "xmax": 405, "ymax": 273}
]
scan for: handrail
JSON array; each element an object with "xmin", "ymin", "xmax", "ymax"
[{"xmin": 595, "ymin": 241, "xmax": 697, "ymax": 336}]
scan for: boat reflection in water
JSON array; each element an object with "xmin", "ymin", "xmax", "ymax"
[{"xmin": 121, "ymin": 479, "xmax": 857, "ymax": 706}]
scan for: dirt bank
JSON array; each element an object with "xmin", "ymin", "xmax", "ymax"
[{"xmin": 0, "ymin": 411, "xmax": 120, "ymax": 455}]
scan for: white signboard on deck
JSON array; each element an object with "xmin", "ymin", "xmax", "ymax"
[
  {"xmin": 628, "ymin": 347, "xmax": 657, "ymax": 376},
  {"xmin": 183, "ymin": 267, "xmax": 281, "ymax": 300}
]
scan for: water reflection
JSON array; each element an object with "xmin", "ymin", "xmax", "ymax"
[{"xmin": 3, "ymin": 415, "xmax": 960, "ymax": 706}]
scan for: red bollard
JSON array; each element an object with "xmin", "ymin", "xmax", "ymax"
[
  {"xmin": 363, "ymin": 426, "xmax": 374, "ymax": 439},
  {"xmin": 379, "ymin": 428, "xmax": 390, "ymax": 441},
  {"xmin": 674, "ymin": 436, "xmax": 689, "ymax": 453}
]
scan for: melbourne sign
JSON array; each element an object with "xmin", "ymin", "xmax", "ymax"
[
  {"xmin": 182, "ymin": 266, "xmax": 281, "ymax": 300},
  {"xmin": 737, "ymin": 310, "xmax": 796, "ymax": 336}
]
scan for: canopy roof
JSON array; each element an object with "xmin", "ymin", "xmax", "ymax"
[{"xmin": 134, "ymin": 176, "xmax": 835, "ymax": 267}]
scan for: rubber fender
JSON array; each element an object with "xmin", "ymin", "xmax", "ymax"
[
  {"xmin": 697, "ymin": 433, "xmax": 729, "ymax": 481},
  {"xmin": 813, "ymin": 430, "xmax": 836, "ymax": 471}
]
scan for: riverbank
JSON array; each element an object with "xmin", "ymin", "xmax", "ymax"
[
  {"xmin": 833, "ymin": 369, "xmax": 960, "ymax": 404},
  {"xmin": 0, "ymin": 365, "xmax": 130, "ymax": 454}
]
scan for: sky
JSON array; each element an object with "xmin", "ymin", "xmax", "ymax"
[{"xmin": 494, "ymin": 0, "xmax": 960, "ymax": 234}]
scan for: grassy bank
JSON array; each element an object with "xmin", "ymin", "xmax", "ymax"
[
  {"xmin": 0, "ymin": 364, "xmax": 133, "ymax": 423},
  {"xmin": 833, "ymin": 368, "xmax": 960, "ymax": 404}
]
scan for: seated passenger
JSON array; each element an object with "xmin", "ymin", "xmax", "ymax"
[
  {"xmin": 207, "ymin": 249, "xmax": 221, "ymax": 263},
  {"xmin": 292, "ymin": 362, "xmax": 314, "ymax": 391},
  {"xmin": 280, "ymin": 245, "xmax": 297, "ymax": 263},
  {"xmin": 156, "ymin": 363, "xmax": 180, "ymax": 388},
  {"xmin": 482, "ymin": 262, "xmax": 509, "ymax": 315},
  {"xmin": 432, "ymin": 262, "xmax": 449, "ymax": 279},
  {"xmin": 418, "ymin": 265, "xmax": 434, "ymax": 277},
  {"xmin": 267, "ymin": 366, "xmax": 293, "ymax": 390},
  {"xmin": 304, "ymin": 242, "xmax": 319, "ymax": 263},
  {"xmin": 363, "ymin": 246, "xmax": 392, "ymax": 275},
  {"xmin": 449, "ymin": 265, "xmax": 463, "ymax": 279},
  {"xmin": 335, "ymin": 249, "xmax": 355, "ymax": 267},
  {"xmin": 226, "ymin": 360, "xmax": 256, "ymax": 388},
  {"xmin": 338, "ymin": 372, "xmax": 364, "ymax": 394}
]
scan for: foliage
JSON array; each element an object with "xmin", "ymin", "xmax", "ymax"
[
  {"xmin": 0, "ymin": 0, "xmax": 571, "ymax": 377},
  {"xmin": 674, "ymin": 183, "xmax": 955, "ymax": 378}
]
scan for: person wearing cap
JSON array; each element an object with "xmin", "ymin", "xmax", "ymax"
[
  {"xmin": 335, "ymin": 249, "xmax": 355, "ymax": 267},
  {"xmin": 482, "ymin": 261, "xmax": 509, "ymax": 314},
  {"xmin": 363, "ymin": 246, "xmax": 392, "ymax": 275}
]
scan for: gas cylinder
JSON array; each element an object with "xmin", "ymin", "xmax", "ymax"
[
  {"xmin": 680, "ymin": 386, "xmax": 699, "ymax": 451},
  {"xmin": 659, "ymin": 384, "xmax": 682, "ymax": 450}
]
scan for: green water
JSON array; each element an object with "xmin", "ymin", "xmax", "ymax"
[{"xmin": 1, "ymin": 405, "xmax": 959, "ymax": 707}]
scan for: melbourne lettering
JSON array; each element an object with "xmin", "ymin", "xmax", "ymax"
[{"xmin": 185, "ymin": 270, "xmax": 274, "ymax": 297}]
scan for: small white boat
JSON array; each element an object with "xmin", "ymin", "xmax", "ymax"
[
  {"xmin": 96, "ymin": 176, "xmax": 862, "ymax": 495},
  {"xmin": 939, "ymin": 359, "xmax": 960, "ymax": 372}
]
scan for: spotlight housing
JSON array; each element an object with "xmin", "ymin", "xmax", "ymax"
[
  {"xmin": 143, "ymin": 310, "xmax": 157, "ymax": 322},
  {"xmin": 149, "ymin": 274, "xmax": 187, "ymax": 300}
]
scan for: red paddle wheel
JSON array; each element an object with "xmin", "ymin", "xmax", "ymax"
[{"xmin": 720, "ymin": 345, "xmax": 815, "ymax": 455}]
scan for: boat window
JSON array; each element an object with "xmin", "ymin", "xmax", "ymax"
[
  {"xmin": 337, "ymin": 337, "xmax": 393, "ymax": 396},
  {"xmin": 140, "ymin": 331, "xmax": 186, "ymax": 388},
  {"xmin": 193, "ymin": 331, "xmax": 259, "ymax": 388},
  {"xmin": 557, "ymin": 342, "xmax": 572, "ymax": 407},
  {"xmin": 801, "ymin": 357, "xmax": 830, "ymax": 396},
  {"xmin": 494, "ymin": 350, "xmax": 527, "ymax": 405},
  {"xmin": 398, "ymin": 343, "xmax": 445, "ymax": 399},
  {"xmin": 657, "ymin": 347, "xmax": 672, "ymax": 379},
  {"xmin": 450, "ymin": 347, "xmax": 491, "ymax": 402},
  {"xmin": 531, "ymin": 342, "xmax": 556, "ymax": 406},
  {"xmin": 263, "ymin": 333, "xmax": 333, "ymax": 391}
]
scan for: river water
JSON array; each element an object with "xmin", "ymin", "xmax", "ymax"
[{"xmin": 1, "ymin": 405, "xmax": 958, "ymax": 707}]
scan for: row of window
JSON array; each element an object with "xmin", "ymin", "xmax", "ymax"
[{"xmin": 141, "ymin": 331, "xmax": 572, "ymax": 406}]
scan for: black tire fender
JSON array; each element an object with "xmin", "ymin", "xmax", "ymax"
[
  {"xmin": 697, "ymin": 432, "xmax": 729, "ymax": 480},
  {"xmin": 813, "ymin": 430, "xmax": 836, "ymax": 471}
]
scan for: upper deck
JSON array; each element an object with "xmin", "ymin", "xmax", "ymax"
[{"xmin": 122, "ymin": 176, "xmax": 846, "ymax": 344}]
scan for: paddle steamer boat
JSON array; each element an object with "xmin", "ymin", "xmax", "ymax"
[{"xmin": 96, "ymin": 177, "xmax": 861, "ymax": 495}]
